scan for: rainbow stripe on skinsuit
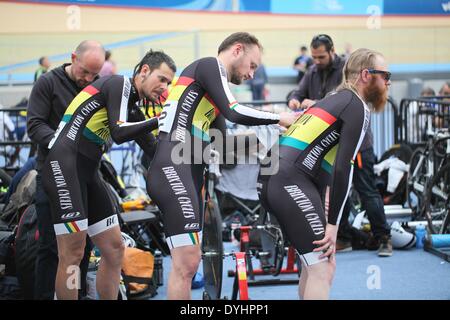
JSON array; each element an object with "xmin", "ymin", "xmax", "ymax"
[
  {"xmin": 188, "ymin": 232, "xmax": 200, "ymax": 245},
  {"xmin": 64, "ymin": 221, "xmax": 82, "ymax": 233},
  {"xmin": 166, "ymin": 231, "xmax": 202, "ymax": 250},
  {"xmin": 64, "ymin": 85, "xmax": 99, "ymax": 116},
  {"xmin": 62, "ymin": 85, "xmax": 109, "ymax": 145},
  {"xmin": 280, "ymin": 107, "xmax": 338, "ymax": 174}
]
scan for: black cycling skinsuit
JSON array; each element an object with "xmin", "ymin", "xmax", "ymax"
[
  {"xmin": 147, "ymin": 57, "xmax": 280, "ymax": 249},
  {"xmin": 42, "ymin": 75, "xmax": 158, "ymax": 237},
  {"xmin": 258, "ymin": 89, "xmax": 370, "ymax": 265}
]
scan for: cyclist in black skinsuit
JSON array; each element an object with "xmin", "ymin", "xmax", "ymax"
[
  {"xmin": 42, "ymin": 50, "xmax": 175, "ymax": 300},
  {"xmin": 258, "ymin": 48, "xmax": 391, "ymax": 299},
  {"xmin": 146, "ymin": 32, "xmax": 296, "ymax": 299}
]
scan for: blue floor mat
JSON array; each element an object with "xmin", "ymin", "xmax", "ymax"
[{"xmin": 152, "ymin": 242, "xmax": 450, "ymax": 300}]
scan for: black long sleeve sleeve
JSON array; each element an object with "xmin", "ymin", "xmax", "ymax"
[
  {"xmin": 103, "ymin": 76, "xmax": 159, "ymax": 144},
  {"xmin": 196, "ymin": 58, "xmax": 280, "ymax": 126},
  {"xmin": 328, "ymin": 95, "xmax": 369, "ymax": 225},
  {"xmin": 127, "ymin": 103, "xmax": 158, "ymax": 159},
  {"xmin": 27, "ymin": 77, "xmax": 56, "ymax": 148}
]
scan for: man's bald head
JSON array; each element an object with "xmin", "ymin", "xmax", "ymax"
[
  {"xmin": 70, "ymin": 40, "xmax": 105, "ymax": 88},
  {"xmin": 74, "ymin": 40, "xmax": 105, "ymax": 57}
]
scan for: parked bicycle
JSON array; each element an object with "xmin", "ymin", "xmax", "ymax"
[
  {"xmin": 406, "ymin": 108, "xmax": 450, "ymax": 214},
  {"xmin": 424, "ymin": 144, "xmax": 450, "ymax": 234}
]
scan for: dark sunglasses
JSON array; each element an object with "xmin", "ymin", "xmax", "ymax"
[{"xmin": 368, "ymin": 69, "xmax": 392, "ymax": 81}]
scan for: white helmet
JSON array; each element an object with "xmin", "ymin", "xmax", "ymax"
[
  {"xmin": 390, "ymin": 221, "xmax": 416, "ymax": 249},
  {"xmin": 121, "ymin": 232, "xmax": 136, "ymax": 248}
]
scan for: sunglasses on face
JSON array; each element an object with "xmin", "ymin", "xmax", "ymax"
[{"xmin": 368, "ymin": 69, "xmax": 392, "ymax": 81}]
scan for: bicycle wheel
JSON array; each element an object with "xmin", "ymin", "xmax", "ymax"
[
  {"xmin": 259, "ymin": 210, "xmax": 285, "ymax": 276},
  {"xmin": 406, "ymin": 147, "xmax": 427, "ymax": 219},
  {"xmin": 201, "ymin": 191, "xmax": 223, "ymax": 300},
  {"xmin": 424, "ymin": 163, "xmax": 450, "ymax": 234}
]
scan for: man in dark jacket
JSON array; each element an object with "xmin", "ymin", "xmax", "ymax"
[
  {"xmin": 27, "ymin": 40, "xmax": 105, "ymax": 299},
  {"xmin": 288, "ymin": 34, "xmax": 345, "ymax": 110}
]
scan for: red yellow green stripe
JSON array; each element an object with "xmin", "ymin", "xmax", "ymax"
[
  {"xmin": 175, "ymin": 76, "xmax": 194, "ymax": 86},
  {"xmin": 65, "ymin": 85, "xmax": 99, "ymax": 116},
  {"xmin": 204, "ymin": 93, "xmax": 220, "ymax": 116},
  {"xmin": 188, "ymin": 232, "xmax": 200, "ymax": 245},
  {"xmin": 83, "ymin": 85, "xmax": 99, "ymax": 96},
  {"xmin": 64, "ymin": 221, "xmax": 81, "ymax": 233},
  {"xmin": 229, "ymin": 101, "xmax": 238, "ymax": 110},
  {"xmin": 304, "ymin": 107, "xmax": 337, "ymax": 125}
]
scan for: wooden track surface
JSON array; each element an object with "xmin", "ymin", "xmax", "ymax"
[{"xmin": 1, "ymin": 2, "xmax": 449, "ymax": 71}]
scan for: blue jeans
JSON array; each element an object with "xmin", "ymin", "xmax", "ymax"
[
  {"xmin": 251, "ymin": 84, "xmax": 265, "ymax": 101},
  {"xmin": 338, "ymin": 147, "xmax": 390, "ymax": 240}
]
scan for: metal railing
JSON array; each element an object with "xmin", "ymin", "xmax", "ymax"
[
  {"xmin": 398, "ymin": 96, "xmax": 450, "ymax": 148},
  {"xmin": 0, "ymin": 96, "xmax": 416, "ymax": 172},
  {"xmin": 0, "ymin": 107, "xmax": 33, "ymax": 171}
]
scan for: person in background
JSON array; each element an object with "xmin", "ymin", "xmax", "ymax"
[
  {"xmin": 99, "ymin": 50, "xmax": 117, "ymax": 77},
  {"xmin": 288, "ymin": 34, "xmax": 345, "ymax": 111},
  {"xmin": 248, "ymin": 64, "xmax": 268, "ymax": 101},
  {"xmin": 439, "ymin": 81, "xmax": 450, "ymax": 97},
  {"xmin": 421, "ymin": 87, "xmax": 435, "ymax": 97},
  {"xmin": 293, "ymin": 45, "xmax": 313, "ymax": 84},
  {"xmin": 340, "ymin": 43, "xmax": 353, "ymax": 61},
  {"xmin": 34, "ymin": 56, "xmax": 51, "ymax": 83}
]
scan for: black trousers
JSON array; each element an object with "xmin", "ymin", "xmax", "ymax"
[
  {"xmin": 338, "ymin": 147, "xmax": 391, "ymax": 241},
  {"xmin": 34, "ymin": 172, "xmax": 92, "ymax": 299}
]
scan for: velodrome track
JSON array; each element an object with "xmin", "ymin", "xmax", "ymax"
[{"xmin": 1, "ymin": 1, "xmax": 449, "ymax": 74}]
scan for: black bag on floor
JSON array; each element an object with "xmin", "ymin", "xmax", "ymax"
[
  {"xmin": 0, "ymin": 231, "xmax": 23, "ymax": 300},
  {"xmin": 14, "ymin": 204, "xmax": 38, "ymax": 299},
  {"xmin": 0, "ymin": 232, "xmax": 16, "ymax": 275},
  {"xmin": 1, "ymin": 169, "xmax": 37, "ymax": 226},
  {"xmin": 0, "ymin": 276, "xmax": 22, "ymax": 300}
]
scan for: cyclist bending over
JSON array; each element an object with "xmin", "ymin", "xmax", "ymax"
[
  {"xmin": 146, "ymin": 32, "xmax": 296, "ymax": 299},
  {"xmin": 42, "ymin": 50, "xmax": 175, "ymax": 299},
  {"xmin": 258, "ymin": 48, "xmax": 390, "ymax": 299}
]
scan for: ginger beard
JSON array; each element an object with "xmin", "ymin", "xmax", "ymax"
[{"xmin": 364, "ymin": 77, "xmax": 389, "ymax": 112}]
